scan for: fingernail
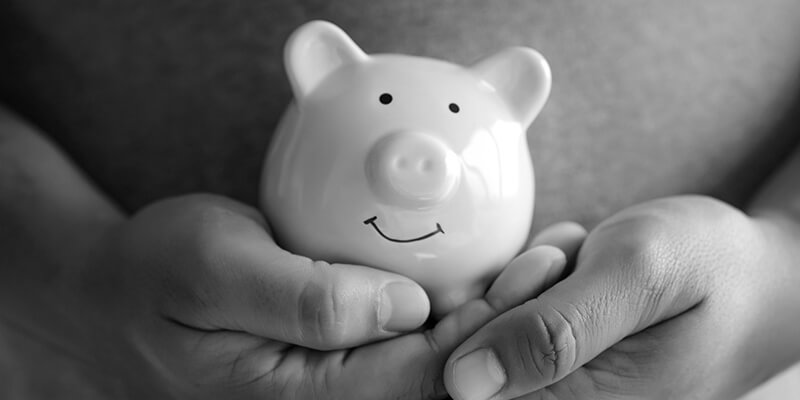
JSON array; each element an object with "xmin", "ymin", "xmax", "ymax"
[
  {"xmin": 451, "ymin": 348, "xmax": 506, "ymax": 400},
  {"xmin": 379, "ymin": 282, "xmax": 428, "ymax": 331},
  {"xmin": 544, "ymin": 250, "xmax": 567, "ymax": 283}
]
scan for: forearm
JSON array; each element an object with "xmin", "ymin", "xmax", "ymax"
[{"xmin": 0, "ymin": 105, "xmax": 124, "ymax": 327}]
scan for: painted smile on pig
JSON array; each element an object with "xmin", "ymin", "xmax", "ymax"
[{"xmin": 363, "ymin": 216, "xmax": 445, "ymax": 243}]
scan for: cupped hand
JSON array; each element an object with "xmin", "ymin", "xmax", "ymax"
[
  {"xmin": 445, "ymin": 195, "xmax": 800, "ymax": 400},
  {"xmin": 64, "ymin": 193, "xmax": 585, "ymax": 399}
]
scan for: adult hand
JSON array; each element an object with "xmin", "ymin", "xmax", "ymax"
[
  {"xmin": 65, "ymin": 193, "xmax": 585, "ymax": 399},
  {"xmin": 64, "ymin": 193, "xmax": 428, "ymax": 398},
  {"xmin": 445, "ymin": 195, "xmax": 800, "ymax": 400}
]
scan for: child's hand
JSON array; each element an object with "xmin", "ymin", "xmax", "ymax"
[
  {"xmin": 445, "ymin": 195, "xmax": 800, "ymax": 400},
  {"xmin": 65, "ymin": 193, "xmax": 585, "ymax": 399}
]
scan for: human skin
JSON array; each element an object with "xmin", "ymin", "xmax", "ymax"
[
  {"xmin": 0, "ymin": 105, "xmax": 591, "ymax": 399},
  {"xmin": 443, "ymin": 155, "xmax": 800, "ymax": 399},
  {"xmin": 3, "ymin": 1, "xmax": 800, "ymax": 398}
]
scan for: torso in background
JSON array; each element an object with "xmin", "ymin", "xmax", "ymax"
[
  {"xmin": 3, "ymin": 1, "xmax": 800, "ymax": 229},
  {"xmin": 1, "ymin": 1, "xmax": 800, "ymax": 398}
]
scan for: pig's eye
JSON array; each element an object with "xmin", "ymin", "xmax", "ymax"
[
  {"xmin": 449, "ymin": 103, "xmax": 460, "ymax": 113},
  {"xmin": 379, "ymin": 93, "xmax": 393, "ymax": 105}
]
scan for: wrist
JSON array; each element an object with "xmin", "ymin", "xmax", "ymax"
[
  {"xmin": 752, "ymin": 210, "xmax": 800, "ymax": 265},
  {"xmin": 753, "ymin": 210, "xmax": 800, "ymax": 290},
  {"xmin": 751, "ymin": 212, "xmax": 800, "ymax": 364}
]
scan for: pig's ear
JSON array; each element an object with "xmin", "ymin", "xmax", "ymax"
[
  {"xmin": 470, "ymin": 47, "xmax": 551, "ymax": 129},
  {"xmin": 284, "ymin": 20, "xmax": 368, "ymax": 101}
]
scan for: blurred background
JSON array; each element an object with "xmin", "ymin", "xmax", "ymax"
[{"xmin": 1, "ymin": 1, "xmax": 800, "ymax": 398}]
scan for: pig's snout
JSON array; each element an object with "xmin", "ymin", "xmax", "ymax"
[{"xmin": 366, "ymin": 131, "xmax": 461, "ymax": 208}]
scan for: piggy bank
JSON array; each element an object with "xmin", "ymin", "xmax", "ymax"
[{"xmin": 260, "ymin": 21, "xmax": 551, "ymax": 315}]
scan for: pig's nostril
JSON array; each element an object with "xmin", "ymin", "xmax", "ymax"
[
  {"xmin": 419, "ymin": 159, "xmax": 433, "ymax": 172},
  {"xmin": 395, "ymin": 157, "xmax": 408, "ymax": 170},
  {"xmin": 366, "ymin": 131, "xmax": 461, "ymax": 208}
]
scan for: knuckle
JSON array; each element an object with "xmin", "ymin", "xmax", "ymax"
[
  {"xmin": 594, "ymin": 197, "xmax": 728, "ymax": 318},
  {"xmin": 131, "ymin": 195, "xmax": 246, "ymax": 315},
  {"xmin": 596, "ymin": 212, "xmax": 680, "ymax": 309},
  {"xmin": 619, "ymin": 231, "xmax": 676, "ymax": 312},
  {"xmin": 162, "ymin": 209, "xmax": 233, "ymax": 309},
  {"xmin": 516, "ymin": 304, "xmax": 579, "ymax": 382},
  {"xmin": 180, "ymin": 202, "xmax": 243, "ymax": 266},
  {"xmin": 298, "ymin": 266, "xmax": 351, "ymax": 349},
  {"xmin": 147, "ymin": 193, "xmax": 225, "ymax": 222}
]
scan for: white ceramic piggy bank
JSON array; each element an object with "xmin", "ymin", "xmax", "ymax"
[{"xmin": 261, "ymin": 21, "xmax": 551, "ymax": 315}]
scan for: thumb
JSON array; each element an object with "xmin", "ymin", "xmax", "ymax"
[
  {"xmin": 443, "ymin": 221, "xmax": 707, "ymax": 400},
  {"xmin": 146, "ymin": 194, "xmax": 431, "ymax": 350}
]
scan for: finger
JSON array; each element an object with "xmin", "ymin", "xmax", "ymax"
[
  {"xmin": 443, "ymin": 221, "xmax": 707, "ymax": 400},
  {"xmin": 241, "ymin": 306, "xmax": 489, "ymax": 400},
  {"xmin": 528, "ymin": 221, "xmax": 587, "ymax": 261},
  {"xmin": 434, "ymin": 238, "xmax": 574, "ymax": 367},
  {"xmin": 159, "ymin": 196, "xmax": 430, "ymax": 351},
  {"xmin": 253, "ymin": 331, "xmax": 449, "ymax": 399},
  {"xmin": 478, "ymin": 222, "xmax": 585, "ymax": 313},
  {"xmin": 227, "ymin": 246, "xmax": 570, "ymax": 400},
  {"xmin": 515, "ymin": 306, "xmax": 719, "ymax": 400},
  {"xmin": 431, "ymin": 246, "xmax": 568, "ymax": 360},
  {"xmin": 255, "ymin": 262, "xmax": 568, "ymax": 400},
  {"xmin": 146, "ymin": 321, "xmax": 288, "ymax": 399},
  {"xmin": 484, "ymin": 245, "xmax": 566, "ymax": 312}
]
